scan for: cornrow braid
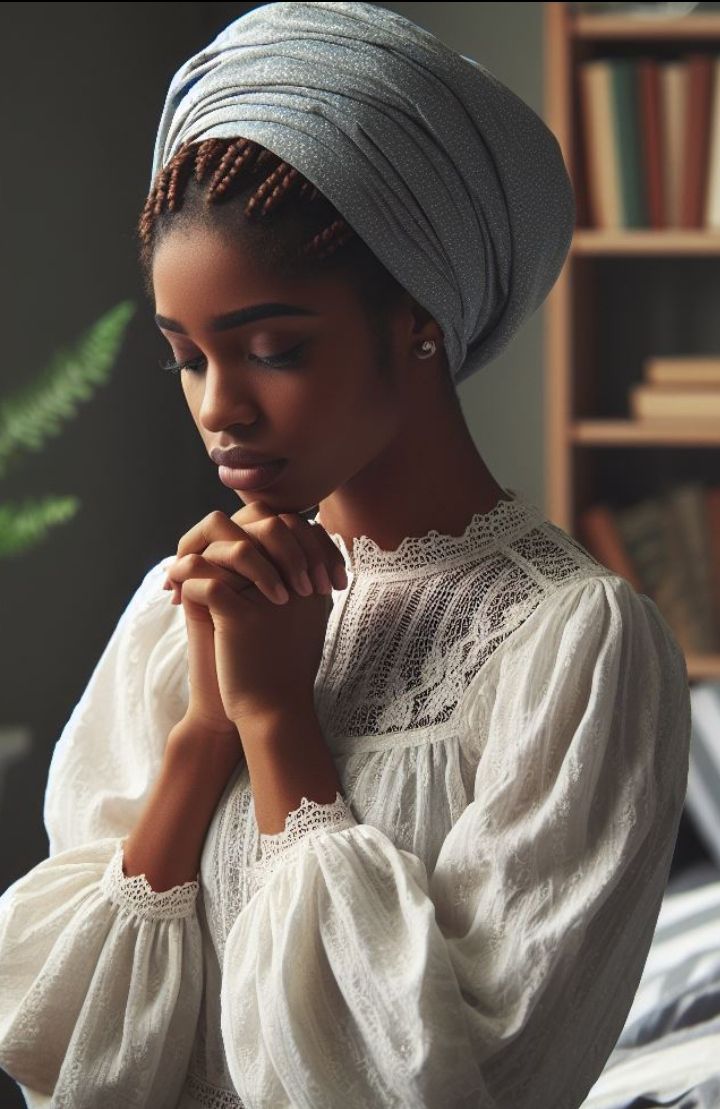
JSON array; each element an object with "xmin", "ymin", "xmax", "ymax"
[
  {"xmin": 136, "ymin": 134, "xmax": 418, "ymax": 386},
  {"xmin": 137, "ymin": 136, "xmax": 359, "ymax": 283}
]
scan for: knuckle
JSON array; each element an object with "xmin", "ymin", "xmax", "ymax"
[
  {"xmin": 305, "ymin": 554, "xmax": 323, "ymax": 577},
  {"xmin": 232, "ymin": 535, "xmax": 253, "ymax": 558},
  {"xmin": 228, "ymin": 549, "xmax": 248, "ymax": 576},
  {"xmin": 234, "ymin": 500, "xmax": 272, "ymax": 524},
  {"xmin": 206, "ymin": 578, "xmax": 225, "ymax": 602},
  {"xmin": 258, "ymin": 515, "xmax": 284, "ymax": 535}
]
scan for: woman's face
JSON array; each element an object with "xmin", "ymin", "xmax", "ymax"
[{"xmin": 152, "ymin": 226, "xmax": 414, "ymax": 514}]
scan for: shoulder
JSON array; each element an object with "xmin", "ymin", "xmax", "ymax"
[
  {"xmin": 515, "ymin": 569, "xmax": 686, "ymax": 672},
  {"xmin": 467, "ymin": 569, "xmax": 688, "ymax": 719}
]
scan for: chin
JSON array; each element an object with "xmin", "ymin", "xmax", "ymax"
[{"xmin": 235, "ymin": 490, "xmax": 313, "ymax": 516}]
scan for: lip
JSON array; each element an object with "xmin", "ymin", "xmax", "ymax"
[
  {"xmin": 210, "ymin": 445, "xmax": 284, "ymax": 468},
  {"xmin": 217, "ymin": 459, "xmax": 288, "ymax": 492}
]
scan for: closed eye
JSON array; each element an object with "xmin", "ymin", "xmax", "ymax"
[{"xmin": 158, "ymin": 342, "xmax": 306, "ymax": 375}]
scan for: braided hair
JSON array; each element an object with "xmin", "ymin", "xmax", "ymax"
[{"xmin": 136, "ymin": 136, "xmax": 411, "ymax": 373}]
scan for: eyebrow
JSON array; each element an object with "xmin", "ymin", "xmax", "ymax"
[{"xmin": 154, "ymin": 302, "xmax": 320, "ymax": 334}]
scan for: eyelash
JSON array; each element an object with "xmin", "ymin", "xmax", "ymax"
[{"xmin": 158, "ymin": 343, "xmax": 306, "ymax": 375}]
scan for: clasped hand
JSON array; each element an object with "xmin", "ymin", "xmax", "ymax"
[{"xmin": 163, "ymin": 501, "xmax": 348, "ymax": 736}]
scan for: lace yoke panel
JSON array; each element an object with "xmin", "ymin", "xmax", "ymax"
[{"xmin": 311, "ymin": 490, "xmax": 614, "ymax": 749}]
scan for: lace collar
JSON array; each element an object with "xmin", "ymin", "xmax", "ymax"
[{"xmin": 313, "ymin": 487, "xmax": 545, "ymax": 579}]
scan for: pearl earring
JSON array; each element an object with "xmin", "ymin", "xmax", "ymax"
[{"xmin": 415, "ymin": 339, "xmax": 436, "ymax": 359}]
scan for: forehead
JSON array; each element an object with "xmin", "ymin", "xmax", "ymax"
[{"xmin": 152, "ymin": 230, "xmax": 365, "ymax": 336}]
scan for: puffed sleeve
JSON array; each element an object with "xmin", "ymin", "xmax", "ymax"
[
  {"xmin": 218, "ymin": 572, "xmax": 691, "ymax": 1109},
  {"xmin": 0, "ymin": 556, "xmax": 203, "ymax": 1109}
]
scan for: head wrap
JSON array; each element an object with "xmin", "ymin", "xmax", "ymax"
[{"xmin": 151, "ymin": 1, "xmax": 575, "ymax": 386}]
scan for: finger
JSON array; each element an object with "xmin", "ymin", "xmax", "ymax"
[
  {"xmin": 276, "ymin": 513, "xmax": 348, "ymax": 594},
  {"xmin": 180, "ymin": 574, "xmax": 268, "ymax": 617},
  {"xmin": 246, "ymin": 502, "xmax": 348, "ymax": 591},
  {"xmin": 230, "ymin": 515, "xmax": 329, "ymax": 598},
  {"xmin": 234, "ymin": 508, "xmax": 348, "ymax": 594},
  {"xmin": 176, "ymin": 509, "xmax": 247, "ymax": 560},
  {"xmin": 173, "ymin": 503, "xmax": 347, "ymax": 601},
  {"xmin": 174, "ymin": 505, "xmax": 291, "ymax": 597},
  {"xmin": 229, "ymin": 499, "xmax": 278, "ymax": 527},
  {"xmin": 301, "ymin": 516, "xmax": 350, "ymax": 592},
  {"xmin": 176, "ymin": 501, "xmax": 285, "ymax": 558},
  {"xmin": 168, "ymin": 550, "xmax": 290, "ymax": 607},
  {"xmin": 189, "ymin": 536, "xmax": 311, "ymax": 602}
]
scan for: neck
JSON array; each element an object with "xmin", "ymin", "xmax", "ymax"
[{"xmin": 317, "ymin": 391, "xmax": 511, "ymax": 553}]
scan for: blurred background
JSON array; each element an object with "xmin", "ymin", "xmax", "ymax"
[{"xmin": 2, "ymin": 3, "xmax": 720, "ymax": 1105}]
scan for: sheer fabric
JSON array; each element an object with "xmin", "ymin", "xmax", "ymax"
[{"xmin": 0, "ymin": 489, "xmax": 691, "ymax": 1108}]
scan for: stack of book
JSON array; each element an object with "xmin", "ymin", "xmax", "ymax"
[
  {"xmin": 578, "ymin": 479, "xmax": 720, "ymax": 655},
  {"xmin": 630, "ymin": 354, "xmax": 720, "ymax": 420}
]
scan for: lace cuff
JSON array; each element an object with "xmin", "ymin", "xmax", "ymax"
[
  {"xmin": 253, "ymin": 791, "xmax": 358, "ymax": 885},
  {"xmin": 99, "ymin": 837, "xmax": 200, "ymax": 921}
]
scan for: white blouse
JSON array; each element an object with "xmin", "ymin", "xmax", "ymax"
[{"xmin": 0, "ymin": 489, "xmax": 692, "ymax": 1109}]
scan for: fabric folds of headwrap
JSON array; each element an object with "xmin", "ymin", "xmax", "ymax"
[{"xmin": 150, "ymin": 1, "xmax": 575, "ymax": 385}]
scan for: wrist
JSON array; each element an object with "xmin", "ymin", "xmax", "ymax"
[
  {"xmin": 174, "ymin": 712, "xmax": 239, "ymax": 743},
  {"xmin": 233, "ymin": 701, "xmax": 318, "ymax": 742},
  {"xmin": 169, "ymin": 715, "xmax": 244, "ymax": 768}
]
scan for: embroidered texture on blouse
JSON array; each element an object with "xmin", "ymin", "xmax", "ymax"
[
  {"xmin": 317, "ymin": 488, "xmax": 538, "ymax": 576},
  {"xmin": 251, "ymin": 791, "xmax": 359, "ymax": 886},
  {"xmin": 99, "ymin": 836, "xmax": 199, "ymax": 920},
  {"xmin": 185, "ymin": 1069, "xmax": 247, "ymax": 1108}
]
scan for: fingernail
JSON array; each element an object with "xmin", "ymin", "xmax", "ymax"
[
  {"xmin": 333, "ymin": 565, "xmax": 349, "ymax": 590},
  {"xmin": 297, "ymin": 570, "xmax": 313, "ymax": 596},
  {"xmin": 314, "ymin": 565, "xmax": 333, "ymax": 595},
  {"xmin": 163, "ymin": 579, "xmax": 172, "ymax": 590},
  {"xmin": 274, "ymin": 583, "xmax": 290, "ymax": 604}
]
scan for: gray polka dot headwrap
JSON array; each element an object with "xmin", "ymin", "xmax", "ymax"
[{"xmin": 151, "ymin": 1, "xmax": 575, "ymax": 386}]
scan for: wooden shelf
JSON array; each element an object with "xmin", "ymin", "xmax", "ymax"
[
  {"xmin": 572, "ymin": 229, "xmax": 720, "ymax": 254},
  {"xmin": 544, "ymin": 2, "xmax": 719, "ymax": 683},
  {"xmin": 684, "ymin": 652, "xmax": 720, "ymax": 680},
  {"xmin": 572, "ymin": 13, "xmax": 720, "ymax": 40},
  {"xmin": 571, "ymin": 420, "xmax": 720, "ymax": 446}
]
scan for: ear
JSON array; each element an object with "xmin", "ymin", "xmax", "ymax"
[{"xmin": 406, "ymin": 296, "xmax": 443, "ymax": 348}]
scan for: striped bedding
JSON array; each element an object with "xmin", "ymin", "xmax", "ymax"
[{"xmin": 581, "ymin": 863, "xmax": 720, "ymax": 1107}]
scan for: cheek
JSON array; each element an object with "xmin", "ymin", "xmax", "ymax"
[
  {"xmin": 180, "ymin": 376, "xmax": 194, "ymax": 406},
  {"xmin": 179, "ymin": 378, "xmax": 207, "ymax": 432}
]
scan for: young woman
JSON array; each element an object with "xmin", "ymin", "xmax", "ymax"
[{"xmin": 0, "ymin": 4, "xmax": 691, "ymax": 1108}]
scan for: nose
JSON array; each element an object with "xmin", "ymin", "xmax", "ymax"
[{"xmin": 197, "ymin": 361, "xmax": 260, "ymax": 433}]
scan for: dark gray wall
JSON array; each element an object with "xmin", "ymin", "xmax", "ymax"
[
  {"xmin": 1, "ymin": 6, "xmax": 256, "ymax": 1104},
  {"xmin": 1, "ymin": 1, "xmax": 256, "ymax": 877}
]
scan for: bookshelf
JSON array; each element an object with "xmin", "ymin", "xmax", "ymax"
[{"xmin": 543, "ymin": 1, "xmax": 720, "ymax": 683}]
